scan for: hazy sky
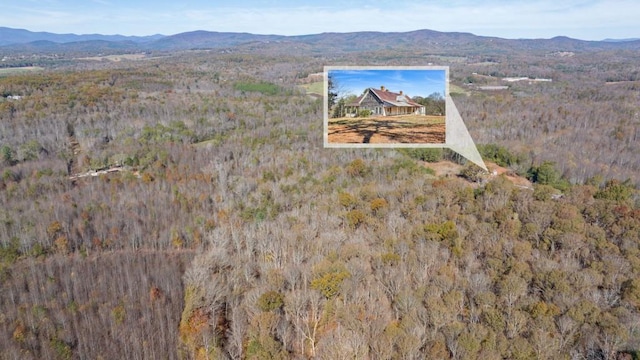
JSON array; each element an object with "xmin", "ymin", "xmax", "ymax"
[
  {"xmin": 329, "ymin": 69, "xmax": 446, "ymax": 99},
  {"xmin": 2, "ymin": 0, "xmax": 638, "ymax": 40}
]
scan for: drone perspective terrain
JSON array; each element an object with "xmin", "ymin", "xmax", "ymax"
[{"xmin": 0, "ymin": 26, "xmax": 639, "ymax": 360}]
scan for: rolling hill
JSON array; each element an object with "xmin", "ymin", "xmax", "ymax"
[
  {"xmin": 0, "ymin": 26, "xmax": 164, "ymax": 47},
  {"xmin": 2, "ymin": 27, "xmax": 640, "ymax": 55}
]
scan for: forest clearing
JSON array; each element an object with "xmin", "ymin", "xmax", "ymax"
[{"xmin": 0, "ymin": 66, "xmax": 44, "ymax": 76}]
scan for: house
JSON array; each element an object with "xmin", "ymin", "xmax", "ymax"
[{"xmin": 347, "ymin": 86, "xmax": 425, "ymax": 116}]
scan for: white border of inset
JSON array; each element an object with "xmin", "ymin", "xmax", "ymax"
[
  {"xmin": 324, "ymin": 65, "xmax": 449, "ymax": 148},
  {"xmin": 323, "ymin": 65, "xmax": 486, "ymax": 170}
]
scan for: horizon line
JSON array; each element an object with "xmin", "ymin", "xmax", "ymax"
[{"xmin": 2, "ymin": 26, "xmax": 637, "ymax": 43}]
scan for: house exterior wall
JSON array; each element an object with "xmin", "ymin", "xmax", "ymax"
[
  {"xmin": 359, "ymin": 91, "xmax": 384, "ymax": 115},
  {"xmin": 385, "ymin": 106, "xmax": 423, "ymax": 116},
  {"xmin": 350, "ymin": 88, "xmax": 426, "ymax": 117}
]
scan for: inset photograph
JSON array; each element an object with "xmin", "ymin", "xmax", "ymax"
[{"xmin": 325, "ymin": 66, "xmax": 447, "ymax": 146}]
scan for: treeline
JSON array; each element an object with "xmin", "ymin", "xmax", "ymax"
[
  {"xmin": 412, "ymin": 92, "xmax": 446, "ymax": 116},
  {"xmin": 402, "ymin": 145, "xmax": 576, "ymax": 191},
  {"xmin": 451, "ymin": 50, "xmax": 640, "ymax": 186},
  {"xmin": 0, "ymin": 52, "xmax": 321, "ymax": 359},
  {"xmin": 0, "ymin": 252, "xmax": 191, "ymax": 359},
  {"xmin": 179, "ymin": 150, "xmax": 639, "ymax": 359}
]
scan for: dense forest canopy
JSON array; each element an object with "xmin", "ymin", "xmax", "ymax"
[{"xmin": 0, "ymin": 36, "xmax": 639, "ymax": 360}]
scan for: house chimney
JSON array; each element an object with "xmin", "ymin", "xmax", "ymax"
[{"xmin": 380, "ymin": 85, "xmax": 385, "ymax": 91}]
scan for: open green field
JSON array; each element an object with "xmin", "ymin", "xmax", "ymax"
[
  {"xmin": 300, "ymin": 81, "xmax": 323, "ymax": 95},
  {"xmin": 449, "ymin": 83, "xmax": 469, "ymax": 95},
  {"xmin": 0, "ymin": 66, "xmax": 44, "ymax": 76}
]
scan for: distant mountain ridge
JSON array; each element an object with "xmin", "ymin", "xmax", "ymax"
[
  {"xmin": 151, "ymin": 30, "xmax": 285, "ymax": 50},
  {"xmin": 1, "ymin": 26, "xmax": 639, "ymax": 54},
  {"xmin": 602, "ymin": 37, "xmax": 640, "ymax": 42},
  {"xmin": 0, "ymin": 26, "xmax": 164, "ymax": 46}
]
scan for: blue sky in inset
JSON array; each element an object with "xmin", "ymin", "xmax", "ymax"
[
  {"xmin": 1, "ymin": 0, "xmax": 638, "ymax": 40},
  {"xmin": 330, "ymin": 69, "xmax": 446, "ymax": 99}
]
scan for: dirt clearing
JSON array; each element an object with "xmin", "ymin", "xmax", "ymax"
[{"xmin": 328, "ymin": 115, "xmax": 445, "ymax": 144}]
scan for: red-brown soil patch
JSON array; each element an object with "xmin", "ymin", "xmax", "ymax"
[
  {"xmin": 484, "ymin": 161, "xmax": 532, "ymax": 188},
  {"xmin": 424, "ymin": 160, "xmax": 532, "ymax": 188}
]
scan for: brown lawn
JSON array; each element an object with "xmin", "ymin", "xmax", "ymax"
[{"xmin": 328, "ymin": 114, "xmax": 446, "ymax": 144}]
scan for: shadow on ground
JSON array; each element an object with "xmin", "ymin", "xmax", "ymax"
[{"xmin": 328, "ymin": 118, "xmax": 446, "ymax": 144}]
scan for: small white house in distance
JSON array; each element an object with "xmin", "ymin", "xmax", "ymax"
[{"xmin": 502, "ymin": 77, "xmax": 552, "ymax": 83}]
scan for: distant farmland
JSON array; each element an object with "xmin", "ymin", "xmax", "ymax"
[
  {"xmin": 0, "ymin": 66, "xmax": 44, "ymax": 76},
  {"xmin": 77, "ymin": 54, "xmax": 148, "ymax": 62},
  {"xmin": 300, "ymin": 81, "xmax": 323, "ymax": 96}
]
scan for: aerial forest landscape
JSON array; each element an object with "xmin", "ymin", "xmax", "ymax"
[{"xmin": 0, "ymin": 22, "xmax": 639, "ymax": 360}]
